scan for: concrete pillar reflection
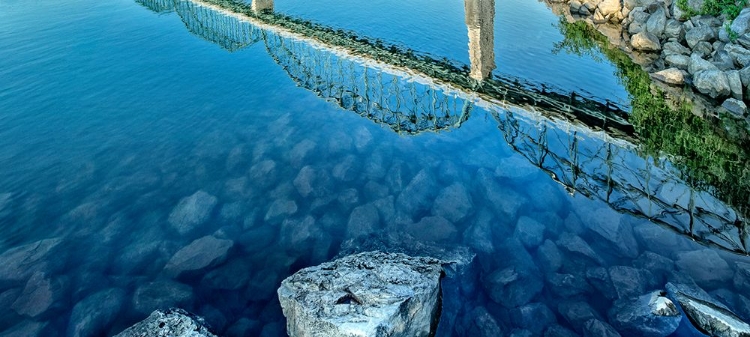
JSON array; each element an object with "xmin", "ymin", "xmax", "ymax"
[
  {"xmin": 252, "ymin": 0, "xmax": 274, "ymax": 13},
  {"xmin": 465, "ymin": 0, "xmax": 496, "ymax": 81}
]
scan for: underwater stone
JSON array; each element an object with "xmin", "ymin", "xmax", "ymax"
[
  {"xmin": 67, "ymin": 288, "xmax": 126, "ymax": 337},
  {"xmin": 608, "ymin": 290, "xmax": 681, "ymax": 337},
  {"xmin": 163, "ymin": 236, "xmax": 233, "ymax": 278},
  {"xmin": 167, "ymin": 191, "xmax": 217, "ymax": 235}
]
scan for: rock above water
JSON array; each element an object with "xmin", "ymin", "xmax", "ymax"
[
  {"xmin": 608, "ymin": 291, "xmax": 681, "ymax": 337},
  {"xmin": 667, "ymin": 283, "xmax": 750, "ymax": 337},
  {"xmin": 114, "ymin": 308, "xmax": 217, "ymax": 337},
  {"xmin": 168, "ymin": 191, "xmax": 217, "ymax": 235},
  {"xmin": 631, "ymin": 31, "xmax": 661, "ymax": 51},
  {"xmin": 731, "ymin": 8, "xmax": 750, "ymax": 36},
  {"xmin": 278, "ymin": 251, "xmax": 443, "ymax": 337},
  {"xmin": 693, "ymin": 70, "xmax": 731, "ymax": 98},
  {"xmin": 653, "ymin": 68, "xmax": 685, "ymax": 85},
  {"xmin": 163, "ymin": 236, "xmax": 233, "ymax": 278}
]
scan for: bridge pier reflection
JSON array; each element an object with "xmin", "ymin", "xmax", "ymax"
[
  {"xmin": 252, "ymin": 0, "xmax": 274, "ymax": 13},
  {"xmin": 465, "ymin": 0, "xmax": 496, "ymax": 81}
]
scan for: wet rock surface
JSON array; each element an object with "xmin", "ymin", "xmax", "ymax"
[
  {"xmin": 114, "ymin": 308, "xmax": 217, "ymax": 337},
  {"xmin": 277, "ymin": 251, "xmax": 443, "ymax": 337}
]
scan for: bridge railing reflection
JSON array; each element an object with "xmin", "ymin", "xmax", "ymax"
[{"xmin": 151, "ymin": 0, "xmax": 748, "ymax": 254}]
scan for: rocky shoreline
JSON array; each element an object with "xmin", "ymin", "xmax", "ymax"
[{"xmin": 546, "ymin": 0, "xmax": 750, "ymax": 124}]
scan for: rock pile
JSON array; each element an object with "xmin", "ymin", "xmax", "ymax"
[{"xmin": 557, "ymin": 0, "xmax": 750, "ymax": 120}]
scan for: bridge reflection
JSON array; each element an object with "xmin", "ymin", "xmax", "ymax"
[{"xmin": 143, "ymin": 0, "xmax": 748, "ymax": 254}]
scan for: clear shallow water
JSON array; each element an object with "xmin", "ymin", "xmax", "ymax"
[{"xmin": 0, "ymin": 0, "xmax": 748, "ymax": 336}]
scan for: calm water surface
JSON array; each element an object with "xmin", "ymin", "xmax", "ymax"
[{"xmin": 0, "ymin": 0, "xmax": 748, "ymax": 336}]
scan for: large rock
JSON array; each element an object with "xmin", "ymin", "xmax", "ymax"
[
  {"xmin": 396, "ymin": 169, "xmax": 437, "ymax": 217},
  {"xmin": 11, "ymin": 271, "xmax": 66, "ymax": 318},
  {"xmin": 431, "ymin": 183, "xmax": 473, "ymax": 223},
  {"xmin": 686, "ymin": 25, "xmax": 716, "ymax": 48},
  {"xmin": 514, "ymin": 216, "xmax": 546, "ymax": 248},
  {"xmin": 608, "ymin": 291, "xmax": 681, "ymax": 337},
  {"xmin": 667, "ymin": 283, "xmax": 750, "ymax": 337},
  {"xmin": 347, "ymin": 204, "xmax": 380, "ymax": 239},
  {"xmin": 675, "ymin": 249, "xmax": 733, "ymax": 287},
  {"xmin": 0, "ymin": 238, "xmax": 62, "ymax": 287},
  {"xmin": 132, "ymin": 281, "xmax": 194, "ymax": 315},
  {"xmin": 645, "ymin": 7, "xmax": 667, "ymax": 37},
  {"xmin": 689, "ymin": 54, "xmax": 719, "ymax": 74},
  {"xmin": 693, "ymin": 70, "xmax": 732, "ymax": 98},
  {"xmin": 722, "ymin": 98, "xmax": 748, "ymax": 118},
  {"xmin": 293, "ymin": 166, "xmax": 332, "ymax": 198},
  {"xmin": 631, "ymin": 31, "xmax": 662, "ymax": 51},
  {"xmin": 168, "ymin": 191, "xmax": 217, "ymax": 235},
  {"xmin": 730, "ymin": 8, "xmax": 750, "ymax": 36},
  {"xmin": 653, "ymin": 68, "xmax": 685, "ymax": 85},
  {"xmin": 726, "ymin": 43, "xmax": 750, "ymax": 67},
  {"xmin": 598, "ymin": 0, "xmax": 621, "ymax": 16},
  {"xmin": 114, "ymin": 308, "xmax": 217, "ymax": 337},
  {"xmin": 727, "ymin": 70, "xmax": 744, "ymax": 100},
  {"xmin": 163, "ymin": 236, "xmax": 233, "ymax": 278},
  {"xmin": 67, "ymin": 288, "xmax": 126, "ymax": 337},
  {"xmin": 609, "ymin": 266, "xmax": 647, "ymax": 299},
  {"xmin": 666, "ymin": 54, "xmax": 691, "ymax": 69},
  {"xmin": 278, "ymin": 252, "xmax": 443, "ymax": 337}
]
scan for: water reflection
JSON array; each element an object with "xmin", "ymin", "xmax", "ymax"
[{"xmin": 168, "ymin": 0, "xmax": 747, "ymax": 254}]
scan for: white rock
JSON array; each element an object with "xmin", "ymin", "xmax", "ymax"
[{"xmin": 278, "ymin": 252, "xmax": 443, "ymax": 337}]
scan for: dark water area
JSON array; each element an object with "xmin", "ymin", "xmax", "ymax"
[{"xmin": 0, "ymin": 0, "xmax": 748, "ymax": 336}]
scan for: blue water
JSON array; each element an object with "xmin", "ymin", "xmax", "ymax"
[{"xmin": 0, "ymin": 0, "xmax": 748, "ymax": 336}]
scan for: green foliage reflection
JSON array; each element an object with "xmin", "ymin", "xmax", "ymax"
[{"xmin": 555, "ymin": 18, "xmax": 749, "ymax": 220}]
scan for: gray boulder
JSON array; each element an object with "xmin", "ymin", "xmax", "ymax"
[
  {"xmin": 666, "ymin": 54, "xmax": 691, "ymax": 69},
  {"xmin": 693, "ymin": 70, "xmax": 731, "ymax": 98},
  {"xmin": 163, "ymin": 236, "xmax": 233, "ymax": 278},
  {"xmin": 168, "ymin": 191, "xmax": 217, "ymax": 235},
  {"xmin": 663, "ymin": 41, "xmax": 692, "ymax": 55},
  {"xmin": 689, "ymin": 54, "xmax": 719, "ymax": 74},
  {"xmin": 653, "ymin": 68, "xmax": 685, "ymax": 85},
  {"xmin": 664, "ymin": 19, "xmax": 685, "ymax": 40},
  {"xmin": 723, "ymin": 98, "xmax": 748, "ymax": 118},
  {"xmin": 632, "ymin": 31, "xmax": 662, "ymax": 51},
  {"xmin": 608, "ymin": 291, "xmax": 681, "ymax": 337},
  {"xmin": 278, "ymin": 252, "xmax": 443, "ymax": 337},
  {"xmin": 667, "ymin": 283, "xmax": 750, "ymax": 337},
  {"xmin": 686, "ymin": 25, "xmax": 716, "ymax": 48},
  {"xmin": 730, "ymin": 8, "xmax": 750, "ymax": 36},
  {"xmin": 646, "ymin": 7, "xmax": 667, "ymax": 37},
  {"xmin": 726, "ymin": 43, "xmax": 750, "ymax": 67},
  {"xmin": 114, "ymin": 308, "xmax": 217, "ymax": 337}
]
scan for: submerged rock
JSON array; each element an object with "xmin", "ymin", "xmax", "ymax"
[
  {"xmin": 278, "ymin": 251, "xmax": 443, "ymax": 337},
  {"xmin": 667, "ymin": 283, "xmax": 750, "ymax": 337},
  {"xmin": 0, "ymin": 238, "xmax": 62, "ymax": 287},
  {"xmin": 608, "ymin": 291, "xmax": 681, "ymax": 337},
  {"xmin": 168, "ymin": 191, "xmax": 217, "ymax": 235},
  {"xmin": 67, "ymin": 288, "xmax": 126, "ymax": 337},
  {"xmin": 11, "ymin": 271, "xmax": 66, "ymax": 318},
  {"xmin": 163, "ymin": 236, "xmax": 233, "ymax": 278},
  {"xmin": 114, "ymin": 308, "xmax": 217, "ymax": 337}
]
